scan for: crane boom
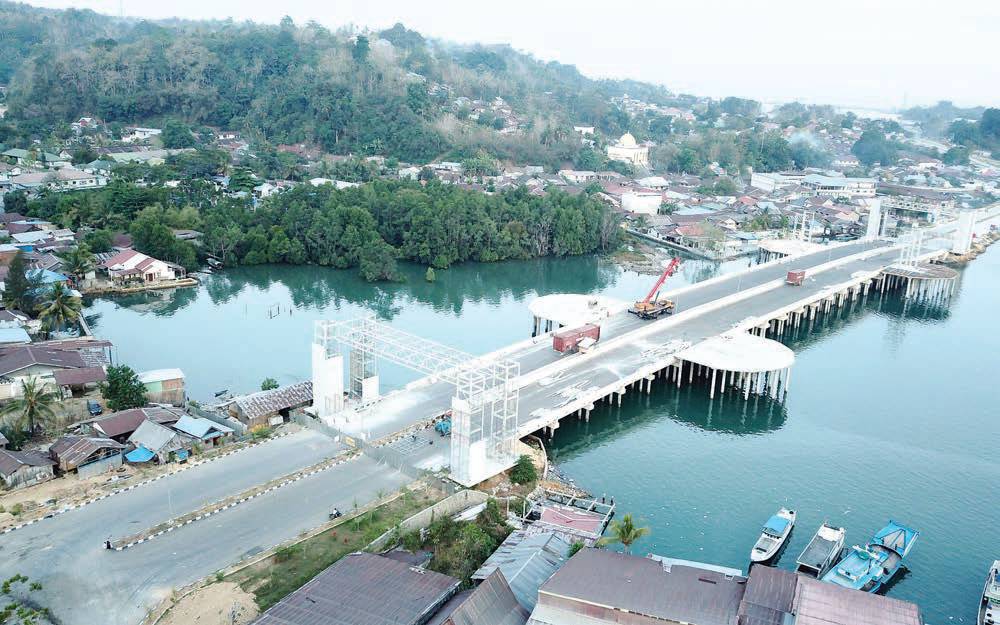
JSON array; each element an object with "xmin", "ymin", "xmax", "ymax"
[{"xmin": 641, "ymin": 257, "xmax": 681, "ymax": 304}]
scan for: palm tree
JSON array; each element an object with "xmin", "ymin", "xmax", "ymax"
[
  {"xmin": 1, "ymin": 377, "xmax": 59, "ymax": 438},
  {"xmin": 597, "ymin": 513, "xmax": 649, "ymax": 553},
  {"xmin": 57, "ymin": 245, "xmax": 96, "ymax": 284},
  {"xmin": 37, "ymin": 283, "xmax": 83, "ymax": 336}
]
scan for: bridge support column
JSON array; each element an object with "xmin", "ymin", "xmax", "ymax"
[
  {"xmin": 644, "ymin": 375, "xmax": 655, "ymax": 394},
  {"xmin": 709, "ymin": 368, "xmax": 717, "ymax": 399}
]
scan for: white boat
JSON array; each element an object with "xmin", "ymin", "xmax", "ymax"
[
  {"xmin": 795, "ymin": 523, "xmax": 845, "ymax": 578},
  {"xmin": 750, "ymin": 508, "xmax": 796, "ymax": 563},
  {"xmin": 980, "ymin": 559, "xmax": 1000, "ymax": 625}
]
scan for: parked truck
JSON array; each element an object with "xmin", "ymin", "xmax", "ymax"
[
  {"xmin": 552, "ymin": 323, "xmax": 601, "ymax": 353},
  {"xmin": 786, "ymin": 270, "xmax": 806, "ymax": 286}
]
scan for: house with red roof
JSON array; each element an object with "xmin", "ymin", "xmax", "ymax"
[{"xmin": 98, "ymin": 249, "xmax": 184, "ymax": 284}]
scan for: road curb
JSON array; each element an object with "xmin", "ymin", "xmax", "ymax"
[
  {"xmin": 0, "ymin": 430, "xmax": 294, "ymax": 536},
  {"xmin": 110, "ymin": 454, "xmax": 360, "ymax": 551}
]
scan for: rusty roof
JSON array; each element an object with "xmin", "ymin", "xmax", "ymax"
[
  {"xmin": 252, "ymin": 552, "xmax": 459, "ymax": 625},
  {"xmin": 794, "ymin": 576, "xmax": 922, "ymax": 625},
  {"xmin": 234, "ymin": 381, "xmax": 312, "ymax": 421},
  {"xmin": 0, "ymin": 448, "xmax": 54, "ymax": 477},
  {"xmin": 52, "ymin": 366, "xmax": 106, "ymax": 386},
  {"xmin": 0, "ymin": 346, "xmax": 85, "ymax": 376},
  {"xmin": 738, "ymin": 566, "xmax": 797, "ymax": 625},
  {"xmin": 49, "ymin": 435, "xmax": 124, "ymax": 469},
  {"xmin": 92, "ymin": 406, "xmax": 183, "ymax": 438},
  {"xmin": 536, "ymin": 549, "xmax": 746, "ymax": 625}
]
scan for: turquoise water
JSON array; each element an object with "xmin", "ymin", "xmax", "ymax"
[{"xmin": 82, "ymin": 248, "xmax": 1000, "ymax": 620}]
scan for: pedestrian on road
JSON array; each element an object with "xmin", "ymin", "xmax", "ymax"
[{"xmin": 105, "ymin": 540, "xmax": 112, "ymax": 550}]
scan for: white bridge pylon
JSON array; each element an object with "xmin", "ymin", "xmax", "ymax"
[{"xmin": 312, "ymin": 316, "xmax": 520, "ymax": 486}]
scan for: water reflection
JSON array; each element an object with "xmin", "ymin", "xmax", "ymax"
[
  {"xmin": 549, "ymin": 380, "xmax": 789, "ymax": 461},
  {"xmin": 84, "ymin": 285, "xmax": 199, "ymax": 319}
]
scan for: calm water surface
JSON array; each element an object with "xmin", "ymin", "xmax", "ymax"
[{"xmin": 83, "ymin": 249, "xmax": 1000, "ymax": 621}]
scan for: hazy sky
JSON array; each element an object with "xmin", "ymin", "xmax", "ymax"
[{"xmin": 23, "ymin": 0, "xmax": 1000, "ymax": 110}]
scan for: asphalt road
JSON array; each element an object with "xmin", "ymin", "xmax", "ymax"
[{"xmin": 0, "ymin": 440, "xmax": 410, "ymax": 625}]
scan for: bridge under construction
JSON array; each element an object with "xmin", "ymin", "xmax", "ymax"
[{"xmin": 309, "ymin": 207, "xmax": 987, "ymax": 486}]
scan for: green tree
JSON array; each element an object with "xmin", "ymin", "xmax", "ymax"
[
  {"xmin": 508, "ymin": 454, "xmax": 537, "ymax": 484},
  {"xmin": 1, "ymin": 251, "xmax": 38, "ymax": 314},
  {"xmin": 1, "ymin": 377, "xmax": 58, "ymax": 437},
  {"xmin": 100, "ymin": 364, "xmax": 148, "ymax": 412},
  {"xmin": 942, "ymin": 146, "xmax": 970, "ymax": 166},
  {"xmin": 56, "ymin": 244, "xmax": 95, "ymax": 282},
  {"xmin": 852, "ymin": 130, "xmax": 897, "ymax": 166},
  {"xmin": 597, "ymin": 513, "xmax": 649, "ymax": 553},
  {"xmin": 260, "ymin": 377, "xmax": 279, "ymax": 391},
  {"xmin": 85, "ymin": 229, "xmax": 115, "ymax": 253},
  {"xmin": 3, "ymin": 190, "xmax": 28, "ymax": 214},
  {"xmin": 352, "ymin": 35, "xmax": 370, "ymax": 64},
  {"xmin": 160, "ymin": 119, "xmax": 196, "ymax": 149},
  {"xmin": 37, "ymin": 283, "xmax": 82, "ymax": 334}
]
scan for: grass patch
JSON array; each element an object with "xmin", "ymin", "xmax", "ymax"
[{"xmin": 231, "ymin": 487, "xmax": 440, "ymax": 612}]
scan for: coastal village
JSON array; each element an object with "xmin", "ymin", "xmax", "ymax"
[{"xmin": 1, "ymin": 65, "xmax": 1000, "ymax": 625}]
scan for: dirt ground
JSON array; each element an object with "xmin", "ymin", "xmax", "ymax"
[
  {"xmin": 611, "ymin": 239, "xmax": 674, "ymax": 275},
  {"xmin": 158, "ymin": 583, "xmax": 258, "ymax": 625}
]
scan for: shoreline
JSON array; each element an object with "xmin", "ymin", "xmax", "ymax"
[{"xmin": 79, "ymin": 277, "xmax": 199, "ymax": 296}]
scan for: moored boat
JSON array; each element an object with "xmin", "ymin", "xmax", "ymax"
[
  {"xmin": 980, "ymin": 560, "xmax": 1000, "ymax": 625},
  {"xmin": 750, "ymin": 508, "xmax": 796, "ymax": 563},
  {"xmin": 795, "ymin": 523, "xmax": 846, "ymax": 579},
  {"xmin": 821, "ymin": 520, "xmax": 918, "ymax": 593}
]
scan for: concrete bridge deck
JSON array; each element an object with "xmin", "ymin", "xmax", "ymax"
[{"xmin": 329, "ymin": 240, "xmax": 902, "ymax": 443}]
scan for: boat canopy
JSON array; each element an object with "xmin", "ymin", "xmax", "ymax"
[
  {"xmin": 873, "ymin": 520, "xmax": 918, "ymax": 555},
  {"xmin": 763, "ymin": 516, "xmax": 789, "ymax": 536}
]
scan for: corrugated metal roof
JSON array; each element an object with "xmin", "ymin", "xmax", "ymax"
[
  {"xmin": 0, "ymin": 346, "xmax": 85, "ymax": 376},
  {"xmin": 472, "ymin": 531, "xmax": 570, "ymax": 611},
  {"xmin": 794, "ymin": 576, "xmax": 922, "ymax": 625},
  {"xmin": 92, "ymin": 406, "xmax": 182, "ymax": 438},
  {"xmin": 138, "ymin": 368, "xmax": 185, "ymax": 383},
  {"xmin": 738, "ymin": 566, "xmax": 797, "ymax": 625},
  {"xmin": 0, "ymin": 448, "xmax": 54, "ymax": 477},
  {"xmin": 234, "ymin": 381, "xmax": 312, "ymax": 421},
  {"xmin": 537, "ymin": 549, "xmax": 746, "ymax": 625},
  {"xmin": 128, "ymin": 420, "xmax": 192, "ymax": 454},
  {"xmin": 172, "ymin": 415, "xmax": 233, "ymax": 439},
  {"xmin": 49, "ymin": 435, "xmax": 124, "ymax": 469},
  {"xmin": 52, "ymin": 366, "xmax": 106, "ymax": 386},
  {"xmin": 252, "ymin": 552, "xmax": 459, "ymax": 625},
  {"xmin": 432, "ymin": 570, "xmax": 529, "ymax": 625}
]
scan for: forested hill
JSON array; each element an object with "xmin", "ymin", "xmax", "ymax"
[{"xmin": 0, "ymin": 1, "xmax": 675, "ymax": 165}]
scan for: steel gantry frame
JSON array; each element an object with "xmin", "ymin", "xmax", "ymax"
[{"xmin": 313, "ymin": 316, "xmax": 520, "ymax": 485}]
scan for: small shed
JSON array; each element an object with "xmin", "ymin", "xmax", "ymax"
[
  {"xmin": 49, "ymin": 435, "xmax": 125, "ymax": 478},
  {"xmin": 0, "ymin": 448, "xmax": 55, "ymax": 490},
  {"xmin": 88, "ymin": 406, "xmax": 183, "ymax": 442},
  {"xmin": 225, "ymin": 381, "xmax": 312, "ymax": 429},
  {"xmin": 127, "ymin": 420, "xmax": 194, "ymax": 464},
  {"xmin": 52, "ymin": 366, "xmax": 106, "ymax": 397},
  {"xmin": 171, "ymin": 414, "xmax": 235, "ymax": 447},
  {"xmin": 471, "ymin": 531, "xmax": 572, "ymax": 611},
  {"xmin": 138, "ymin": 368, "xmax": 186, "ymax": 406}
]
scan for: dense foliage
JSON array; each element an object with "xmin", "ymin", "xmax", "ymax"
[{"xmin": 101, "ymin": 364, "xmax": 149, "ymax": 412}]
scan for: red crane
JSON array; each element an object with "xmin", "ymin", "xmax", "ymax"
[{"xmin": 630, "ymin": 257, "xmax": 682, "ymax": 319}]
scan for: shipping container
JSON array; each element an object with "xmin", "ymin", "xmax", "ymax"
[{"xmin": 552, "ymin": 323, "xmax": 601, "ymax": 352}]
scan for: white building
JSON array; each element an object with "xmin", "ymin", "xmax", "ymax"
[
  {"xmin": 558, "ymin": 170, "xmax": 597, "ymax": 184},
  {"xmin": 99, "ymin": 249, "xmax": 182, "ymax": 284},
  {"xmin": 749, "ymin": 172, "xmax": 805, "ymax": 192},
  {"xmin": 123, "ymin": 127, "xmax": 162, "ymax": 142},
  {"xmin": 11, "ymin": 169, "xmax": 108, "ymax": 192},
  {"xmin": 801, "ymin": 174, "xmax": 876, "ymax": 198},
  {"xmin": 606, "ymin": 133, "xmax": 649, "ymax": 168},
  {"xmin": 622, "ymin": 190, "xmax": 663, "ymax": 215}
]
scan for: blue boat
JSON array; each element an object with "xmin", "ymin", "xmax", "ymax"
[{"xmin": 821, "ymin": 520, "xmax": 918, "ymax": 593}]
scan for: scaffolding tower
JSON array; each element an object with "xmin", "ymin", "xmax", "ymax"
[{"xmin": 313, "ymin": 316, "xmax": 520, "ymax": 486}]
